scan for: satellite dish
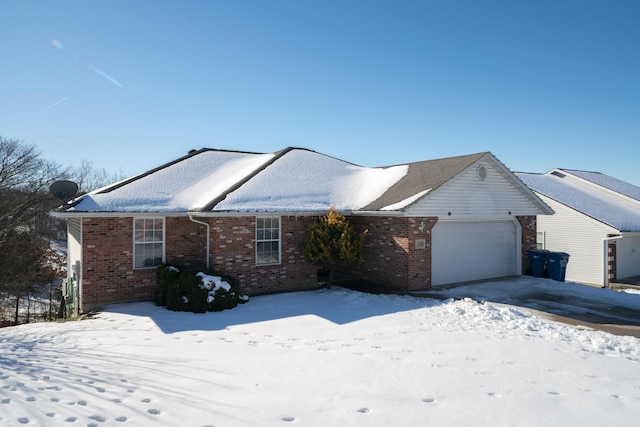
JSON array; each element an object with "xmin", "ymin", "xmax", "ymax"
[{"xmin": 50, "ymin": 180, "xmax": 79, "ymax": 204}]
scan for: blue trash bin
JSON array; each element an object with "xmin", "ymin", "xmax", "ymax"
[
  {"xmin": 528, "ymin": 249, "xmax": 548, "ymax": 278},
  {"xmin": 546, "ymin": 252, "xmax": 570, "ymax": 282}
]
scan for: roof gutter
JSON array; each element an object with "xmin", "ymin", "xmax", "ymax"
[{"xmin": 189, "ymin": 215, "xmax": 210, "ymax": 270}]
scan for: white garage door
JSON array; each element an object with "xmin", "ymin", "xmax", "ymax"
[{"xmin": 432, "ymin": 221, "xmax": 517, "ymax": 286}]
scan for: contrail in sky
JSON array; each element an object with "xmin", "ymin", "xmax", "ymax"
[
  {"xmin": 88, "ymin": 64, "xmax": 124, "ymax": 87},
  {"xmin": 44, "ymin": 96, "xmax": 71, "ymax": 110}
]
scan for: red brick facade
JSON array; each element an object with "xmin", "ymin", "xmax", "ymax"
[
  {"xmin": 208, "ymin": 216, "xmax": 318, "ymax": 295},
  {"xmin": 517, "ymin": 216, "xmax": 538, "ymax": 275},
  {"xmin": 346, "ymin": 216, "xmax": 437, "ymax": 291},
  {"xmin": 81, "ymin": 217, "xmax": 155, "ymax": 311},
  {"xmin": 79, "ymin": 215, "xmax": 319, "ymax": 311},
  {"xmin": 78, "ymin": 214, "xmax": 537, "ymax": 312}
]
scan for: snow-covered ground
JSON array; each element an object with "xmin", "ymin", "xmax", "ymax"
[{"xmin": 1, "ymin": 277, "xmax": 640, "ymax": 426}]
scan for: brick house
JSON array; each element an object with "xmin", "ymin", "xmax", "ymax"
[{"xmin": 53, "ymin": 147, "xmax": 551, "ymax": 313}]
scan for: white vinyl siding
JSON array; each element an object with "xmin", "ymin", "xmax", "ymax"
[
  {"xmin": 134, "ymin": 218, "xmax": 165, "ymax": 269},
  {"xmin": 67, "ymin": 218, "xmax": 83, "ymax": 310},
  {"xmin": 535, "ymin": 194, "xmax": 616, "ymax": 286},
  {"xmin": 613, "ymin": 236, "xmax": 640, "ymax": 279},
  {"xmin": 256, "ymin": 217, "xmax": 280, "ymax": 265},
  {"xmin": 431, "ymin": 220, "xmax": 518, "ymax": 286},
  {"xmin": 407, "ymin": 160, "xmax": 546, "ymax": 218}
]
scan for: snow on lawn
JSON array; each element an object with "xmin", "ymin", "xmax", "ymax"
[{"xmin": 2, "ymin": 279, "xmax": 640, "ymax": 427}]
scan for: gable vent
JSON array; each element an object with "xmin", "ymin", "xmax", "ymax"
[
  {"xmin": 476, "ymin": 165, "xmax": 487, "ymax": 181},
  {"xmin": 551, "ymin": 171, "xmax": 566, "ymax": 178}
]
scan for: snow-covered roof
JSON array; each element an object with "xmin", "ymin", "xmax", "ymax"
[
  {"xmin": 213, "ymin": 149, "xmax": 407, "ymax": 212},
  {"xmin": 59, "ymin": 147, "xmax": 544, "ymax": 216},
  {"xmin": 559, "ymin": 169, "xmax": 640, "ymax": 202},
  {"xmin": 68, "ymin": 149, "xmax": 276, "ymax": 212},
  {"xmin": 516, "ymin": 172, "xmax": 640, "ymax": 232}
]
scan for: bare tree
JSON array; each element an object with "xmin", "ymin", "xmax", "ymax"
[
  {"xmin": 67, "ymin": 158, "xmax": 126, "ymax": 194},
  {"xmin": 0, "ymin": 137, "xmax": 63, "ymax": 245},
  {"xmin": 0, "ymin": 137, "xmax": 126, "ymax": 324},
  {"xmin": 0, "ymin": 137, "xmax": 64, "ymax": 322}
]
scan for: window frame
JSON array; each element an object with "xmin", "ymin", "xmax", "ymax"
[
  {"xmin": 133, "ymin": 217, "xmax": 165, "ymax": 270},
  {"xmin": 536, "ymin": 231, "xmax": 546, "ymax": 250},
  {"xmin": 255, "ymin": 216, "xmax": 281, "ymax": 266}
]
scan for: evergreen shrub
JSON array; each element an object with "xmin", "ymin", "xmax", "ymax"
[{"xmin": 156, "ymin": 264, "xmax": 248, "ymax": 313}]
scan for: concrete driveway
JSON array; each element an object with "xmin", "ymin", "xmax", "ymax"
[{"xmin": 339, "ymin": 276, "xmax": 640, "ymax": 337}]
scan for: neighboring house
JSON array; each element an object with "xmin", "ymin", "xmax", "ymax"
[
  {"xmin": 516, "ymin": 169, "xmax": 640, "ymax": 287},
  {"xmin": 52, "ymin": 147, "xmax": 551, "ymax": 313}
]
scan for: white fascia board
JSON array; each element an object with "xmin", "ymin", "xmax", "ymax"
[
  {"xmin": 50, "ymin": 211, "xmax": 188, "ymax": 218},
  {"xmin": 189, "ymin": 210, "xmax": 334, "ymax": 218},
  {"xmin": 349, "ymin": 210, "xmax": 405, "ymax": 217}
]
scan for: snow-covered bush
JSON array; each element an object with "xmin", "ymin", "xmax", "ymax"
[{"xmin": 156, "ymin": 264, "xmax": 248, "ymax": 313}]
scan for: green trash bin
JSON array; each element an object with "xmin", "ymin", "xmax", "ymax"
[{"xmin": 546, "ymin": 252, "xmax": 570, "ymax": 282}]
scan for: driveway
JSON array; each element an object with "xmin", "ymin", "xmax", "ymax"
[{"xmin": 339, "ymin": 276, "xmax": 640, "ymax": 337}]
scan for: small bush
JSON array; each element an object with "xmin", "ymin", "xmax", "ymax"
[
  {"xmin": 156, "ymin": 265, "xmax": 248, "ymax": 313},
  {"xmin": 155, "ymin": 264, "xmax": 182, "ymax": 306}
]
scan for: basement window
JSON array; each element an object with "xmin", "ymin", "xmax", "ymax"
[
  {"xmin": 134, "ymin": 217, "xmax": 165, "ymax": 269},
  {"xmin": 256, "ymin": 217, "xmax": 280, "ymax": 265}
]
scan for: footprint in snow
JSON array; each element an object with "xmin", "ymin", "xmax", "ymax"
[
  {"xmin": 357, "ymin": 407, "xmax": 370, "ymax": 413},
  {"xmin": 148, "ymin": 408, "xmax": 160, "ymax": 415},
  {"xmin": 281, "ymin": 416, "xmax": 296, "ymax": 422},
  {"xmin": 17, "ymin": 417, "xmax": 29, "ymax": 424},
  {"xmin": 422, "ymin": 398, "xmax": 436, "ymax": 403}
]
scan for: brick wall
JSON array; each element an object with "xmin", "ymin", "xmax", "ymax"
[
  {"xmin": 80, "ymin": 215, "xmax": 320, "ymax": 312},
  {"xmin": 80, "ymin": 214, "xmax": 535, "ymax": 312},
  {"xmin": 517, "ymin": 215, "xmax": 538, "ymax": 275},
  {"xmin": 208, "ymin": 216, "xmax": 318, "ymax": 295},
  {"xmin": 81, "ymin": 217, "xmax": 153, "ymax": 312},
  {"xmin": 346, "ymin": 216, "xmax": 437, "ymax": 291}
]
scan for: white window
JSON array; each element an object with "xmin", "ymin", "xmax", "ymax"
[
  {"xmin": 256, "ymin": 217, "xmax": 280, "ymax": 265},
  {"xmin": 134, "ymin": 218, "xmax": 164, "ymax": 269},
  {"xmin": 536, "ymin": 231, "xmax": 546, "ymax": 250}
]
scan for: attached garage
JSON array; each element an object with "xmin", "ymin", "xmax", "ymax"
[{"xmin": 431, "ymin": 220, "xmax": 518, "ymax": 286}]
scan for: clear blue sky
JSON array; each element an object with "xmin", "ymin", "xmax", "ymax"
[{"xmin": 2, "ymin": 1, "xmax": 639, "ymax": 184}]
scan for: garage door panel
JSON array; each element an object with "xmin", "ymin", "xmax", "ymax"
[{"xmin": 432, "ymin": 221, "xmax": 516, "ymax": 286}]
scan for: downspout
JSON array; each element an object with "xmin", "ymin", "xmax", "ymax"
[
  {"xmin": 603, "ymin": 235, "xmax": 622, "ymax": 288},
  {"xmin": 189, "ymin": 215, "xmax": 210, "ymax": 269}
]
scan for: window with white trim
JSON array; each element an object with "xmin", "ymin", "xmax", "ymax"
[
  {"xmin": 536, "ymin": 231, "xmax": 546, "ymax": 250},
  {"xmin": 134, "ymin": 218, "xmax": 164, "ymax": 269},
  {"xmin": 256, "ymin": 217, "xmax": 280, "ymax": 265}
]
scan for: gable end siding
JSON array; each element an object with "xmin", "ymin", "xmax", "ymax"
[{"xmin": 407, "ymin": 160, "xmax": 543, "ymax": 217}]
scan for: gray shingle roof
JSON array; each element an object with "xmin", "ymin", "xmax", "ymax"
[{"xmin": 359, "ymin": 152, "xmax": 488, "ymax": 211}]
